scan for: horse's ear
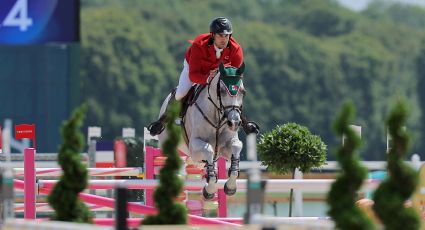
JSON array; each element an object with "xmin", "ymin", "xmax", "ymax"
[
  {"xmin": 236, "ymin": 62, "xmax": 245, "ymax": 76},
  {"xmin": 219, "ymin": 62, "xmax": 226, "ymax": 76}
]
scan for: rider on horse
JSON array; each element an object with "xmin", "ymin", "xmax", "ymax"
[{"xmin": 148, "ymin": 17, "xmax": 259, "ymax": 136}]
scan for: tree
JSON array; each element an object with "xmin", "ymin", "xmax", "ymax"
[
  {"xmin": 327, "ymin": 102, "xmax": 376, "ymax": 230},
  {"xmin": 257, "ymin": 123, "xmax": 326, "ymax": 216},
  {"xmin": 48, "ymin": 105, "xmax": 93, "ymax": 223}
]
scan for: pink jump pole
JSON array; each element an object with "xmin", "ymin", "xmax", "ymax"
[
  {"xmin": 145, "ymin": 146, "xmax": 155, "ymax": 207},
  {"xmin": 217, "ymin": 157, "xmax": 227, "ymax": 217},
  {"xmin": 24, "ymin": 148, "xmax": 36, "ymax": 219}
]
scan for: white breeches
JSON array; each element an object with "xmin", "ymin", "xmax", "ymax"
[{"xmin": 175, "ymin": 59, "xmax": 194, "ymax": 101}]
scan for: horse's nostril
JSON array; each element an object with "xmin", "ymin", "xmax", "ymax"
[{"xmin": 227, "ymin": 120, "xmax": 232, "ymax": 127}]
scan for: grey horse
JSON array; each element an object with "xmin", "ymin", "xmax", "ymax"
[{"xmin": 158, "ymin": 63, "xmax": 245, "ymax": 200}]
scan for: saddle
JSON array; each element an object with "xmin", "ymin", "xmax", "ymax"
[{"xmin": 179, "ymin": 84, "xmax": 206, "ymax": 118}]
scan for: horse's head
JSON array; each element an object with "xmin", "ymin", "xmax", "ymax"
[{"xmin": 210, "ymin": 62, "xmax": 246, "ymax": 132}]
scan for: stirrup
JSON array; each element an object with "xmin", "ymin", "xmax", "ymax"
[{"xmin": 147, "ymin": 117, "xmax": 166, "ymax": 136}]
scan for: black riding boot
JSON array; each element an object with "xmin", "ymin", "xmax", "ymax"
[
  {"xmin": 147, "ymin": 95, "xmax": 176, "ymax": 136},
  {"xmin": 241, "ymin": 118, "xmax": 260, "ymax": 135}
]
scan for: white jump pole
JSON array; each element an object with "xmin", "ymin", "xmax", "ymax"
[{"xmin": 36, "ymin": 178, "xmax": 381, "ymax": 192}]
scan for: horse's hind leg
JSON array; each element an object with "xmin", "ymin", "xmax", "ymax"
[
  {"xmin": 189, "ymin": 138, "xmax": 217, "ymax": 200},
  {"xmin": 224, "ymin": 138, "xmax": 242, "ymax": 196}
]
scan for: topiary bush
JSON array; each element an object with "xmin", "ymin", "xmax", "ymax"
[
  {"xmin": 257, "ymin": 122, "xmax": 326, "ymax": 216},
  {"xmin": 142, "ymin": 101, "xmax": 187, "ymax": 225},
  {"xmin": 257, "ymin": 123, "xmax": 327, "ymax": 174},
  {"xmin": 327, "ymin": 101, "xmax": 376, "ymax": 230},
  {"xmin": 373, "ymin": 100, "xmax": 419, "ymax": 230},
  {"xmin": 48, "ymin": 104, "xmax": 93, "ymax": 223}
]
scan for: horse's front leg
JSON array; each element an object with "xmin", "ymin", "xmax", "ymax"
[
  {"xmin": 189, "ymin": 138, "xmax": 217, "ymax": 200},
  {"xmin": 223, "ymin": 137, "xmax": 242, "ymax": 196}
]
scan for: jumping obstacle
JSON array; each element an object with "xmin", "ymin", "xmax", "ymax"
[
  {"xmin": 16, "ymin": 146, "xmax": 242, "ymax": 226},
  {"xmin": 13, "ymin": 179, "xmax": 242, "ymax": 226}
]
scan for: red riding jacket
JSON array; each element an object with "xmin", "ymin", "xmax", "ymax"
[{"xmin": 185, "ymin": 33, "xmax": 243, "ymax": 85}]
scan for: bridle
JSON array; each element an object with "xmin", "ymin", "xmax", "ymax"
[{"xmin": 192, "ymin": 73, "xmax": 243, "ymax": 160}]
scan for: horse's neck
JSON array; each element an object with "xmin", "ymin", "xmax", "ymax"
[{"xmin": 197, "ymin": 73, "xmax": 220, "ymax": 116}]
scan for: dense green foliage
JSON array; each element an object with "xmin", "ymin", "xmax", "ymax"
[
  {"xmin": 80, "ymin": 0, "xmax": 425, "ymax": 160},
  {"xmin": 142, "ymin": 102, "xmax": 187, "ymax": 225},
  {"xmin": 257, "ymin": 123, "xmax": 327, "ymax": 174},
  {"xmin": 373, "ymin": 100, "xmax": 419, "ymax": 230},
  {"xmin": 327, "ymin": 102, "xmax": 375, "ymax": 230},
  {"xmin": 48, "ymin": 105, "xmax": 93, "ymax": 223}
]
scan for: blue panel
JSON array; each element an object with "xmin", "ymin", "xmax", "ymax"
[
  {"xmin": 96, "ymin": 141, "xmax": 114, "ymax": 151},
  {"xmin": 0, "ymin": 0, "xmax": 79, "ymax": 44}
]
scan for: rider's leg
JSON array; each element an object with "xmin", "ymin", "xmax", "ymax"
[
  {"xmin": 148, "ymin": 59, "xmax": 192, "ymax": 136},
  {"xmin": 175, "ymin": 59, "xmax": 193, "ymax": 100}
]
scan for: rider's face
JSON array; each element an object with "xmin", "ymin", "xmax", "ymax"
[{"xmin": 213, "ymin": 33, "xmax": 230, "ymax": 49}]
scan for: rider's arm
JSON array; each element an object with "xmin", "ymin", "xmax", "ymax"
[
  {"xmin": 230, "ymin": 45, "xmax": 243, "ymax": 68},
  {"xmin": 188, "ymin": 44, "xmax": 209, "ymax": 85}
]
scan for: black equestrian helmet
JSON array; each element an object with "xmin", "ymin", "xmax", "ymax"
[{"xmin": 210, "ymin": 17, "xmax": 232, "ymax": 34}]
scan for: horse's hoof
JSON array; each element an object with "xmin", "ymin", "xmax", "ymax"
[
  {"xmin": 202, "ymin": 187, "xmax": 215, "ymax": 200},
  {"xmin": 224, "ymin": 182, "xmax": 237, "ymax": 196}
]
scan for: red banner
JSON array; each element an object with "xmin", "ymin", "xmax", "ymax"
[
  {"xmin": 15, "ymin": 124, "xmax": 35, "ymax": 139},
  {"xmin": 15, "ymin": 124, "xmax": 36, "ymax": 148}
]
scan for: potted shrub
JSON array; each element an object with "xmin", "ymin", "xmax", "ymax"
[{"xmin": 258, "ymin": 122, "xmax": 326, "ymax": 216}]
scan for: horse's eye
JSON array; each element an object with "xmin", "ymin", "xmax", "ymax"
[{"xmin": 220, "ymin": 88, "xmax": 227, "ymax": 96}]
